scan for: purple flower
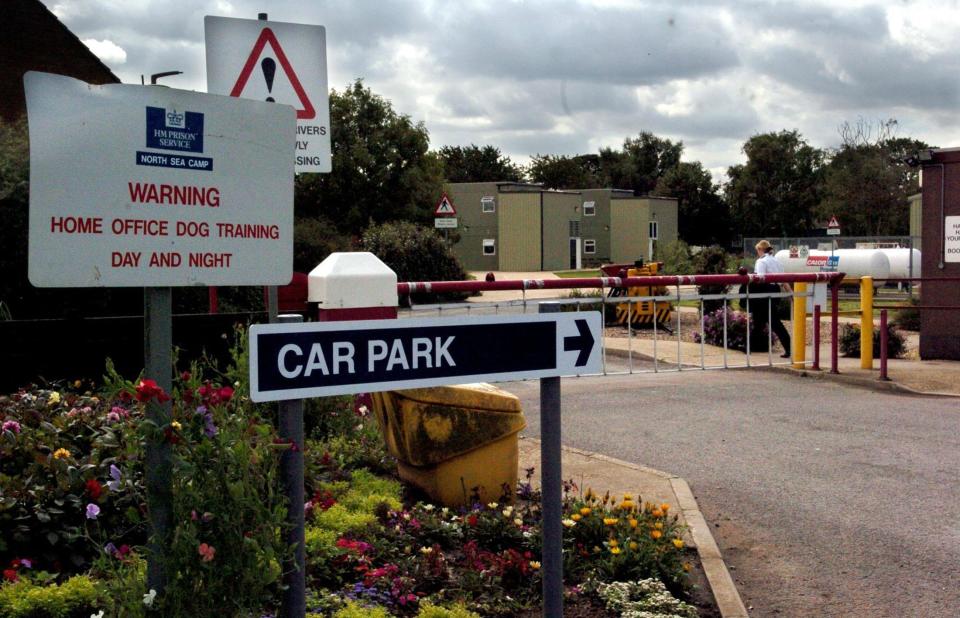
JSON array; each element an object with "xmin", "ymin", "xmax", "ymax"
[
  {"xmin": 19, "ymin": 559, "xmax": 31, "ymax": 569},
  {"xmin": 2, "ymin": 420, "xmax": 20, "ymax": 434},
  {"xmin": 104, "ymin": 542, "xmax": 118, "ymax": 556},
  {"xmin": 106, "ymin": 411, "xmax": 120, "ymax": 423},
  {"xmin": 195, "ymin": 405, "xmax": 217, "ymax": 437},
  {"xmin": 86, "ymin": 503, "xmax": 100, "ymax": 520},
  {"xmin": 108, "ymin": 465, "xmax": 122, "ymax": 491}
]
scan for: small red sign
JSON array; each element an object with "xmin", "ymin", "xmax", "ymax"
[
  {"xmin": 827, "ymin": 215, "xmax": 840, "ymax": 229},
  {"xmin": 806, "ymin": 256, "xmax": 828, "ymax": 266}
]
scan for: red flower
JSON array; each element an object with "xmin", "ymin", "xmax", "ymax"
[
  {"xmin": 2, "ymin": 569, "xmax": 16, "ymax": 582},
  {"xmin": 85, "ymin": 478, "xmax": 102, "ymax": 500},
  {"xmin": 467, "ymin": 514, "xmax": 478, "ymax": 527},
  {"xmin": 135, "ymin": 379, "xmax": 170, "ymax": 403},
  {"xmin": 218, "ymin": 386, "xmax": 234, "ymax": 402}
]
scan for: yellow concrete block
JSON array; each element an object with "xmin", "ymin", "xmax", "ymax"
[{"xmin": 371, "ymin": 383, "xmax": 526, "ymax": 507}]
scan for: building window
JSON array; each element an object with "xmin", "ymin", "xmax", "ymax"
[
  {"xmin": 583, "ymin": 201, "xmax": 596, "ymax": 216},
  {"xmin": 649, "ymin": 221, "xmax": 659, "ymax": 240},
  {"xmin": 481, "ymin": 196, "xmax": 495, "ymax": 213},
  {"xmin": 483, "ymin": 239, "xmax": 496, "ymax": 255},
  {"xmin": 569, "ymin": 220, "xmax": 581, "ymax": 237},
  {"xmin": 584, "ymin": 239, "xmax": 596, "ymax": 254}
]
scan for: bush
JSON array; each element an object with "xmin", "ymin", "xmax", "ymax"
[
  {"xmin": 693, "ymin": 245, "xmax": 731, "ymax": 314},
  {"xmin": 694, "ymin": 308, "xmax": 756, "ymax": 352},
  {"xmin": 416, "ymin": 603, "xmax": 481, "ymax": 618},
  {"xmin": 360, "ymin": 222, "xmax": 468, "ymax": 303},
  {"xmin": 0, "ymin": 574, "xmax": 100, "ymax": 618},
  {"xmin": 294, "ymin": 216, "xmax": 352, "ymax": 273},
  {"xmin": 654, "ymin": 240, "xmax": 693, "ymax": 275},
  {"xmin": 333, "ymin": 602, "xmax": 391, "ymax": 618},
  {"xmin": 839, "ymin": 323, "xmax": 907, "ymax": 358},
  {"xmin": 893, "ymin": 298, "xmax": 921, "ymax": 331}
]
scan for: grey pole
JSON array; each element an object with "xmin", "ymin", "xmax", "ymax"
[
  {"xmin": 277, "ymin": 314, "xmax": 305, "ymax": 618},
  {"xmin": 538, "ymin": 303, "xmax": 563, "ymax": 617},
  {"xmin": 144, "ymin": 287, "xmax": 173, "ymax": 600},
  {"xmin": 257, "ymin": 11, "xmax": 281, "ymax": 324}
]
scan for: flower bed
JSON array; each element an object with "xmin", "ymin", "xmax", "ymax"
[{"xmin": 1, "ymin": 330, "xmax": 702, "ymax": 617}]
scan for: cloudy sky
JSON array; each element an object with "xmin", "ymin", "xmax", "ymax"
[{"xmin": 50, "ymin": 0, "xmax": 960, "ymax": 182}]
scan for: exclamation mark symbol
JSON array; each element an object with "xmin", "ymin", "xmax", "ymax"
[{"xmin": 261, "ymin": 57, "xmax": 276, "ymax": 102}]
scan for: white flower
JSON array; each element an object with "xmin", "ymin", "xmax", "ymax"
[
  {"xmin": 487, "ymin": 502, "xmax": 498, "ymax": 509},
  {"xmin": 142, "ymin": 589, "xmax": 157, "ymax": 607},
  {"xmin": 502, "ymin": 506, "xmax": 514, "ymax": 517},
  {"xmin": 91, "ymin": 611, "xmax": 105, "ymax": 618},
  {"xmin": 514, "ymin": 518, "xmax": 523, "ymax": 526},
  {"xmin": 562, "ymin": 518, "xmax": 577, "ymax": 528},
  {"xmin": 441, "ymin": 507, "xmax": 449, "ymax": 515},
  {"xmin": 423, "ymin": 504, "xmax": 435, "ymax": 511}
]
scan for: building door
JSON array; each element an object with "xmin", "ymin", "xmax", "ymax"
[{"xmin": 569, "ymin": 221, "xmax": 581, "ymax": 269}]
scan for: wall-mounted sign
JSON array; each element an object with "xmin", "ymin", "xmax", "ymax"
[
  {"xmin": 434, "ymin": 217, "xmax": 458, "ymax": 229},
  {"xmin": 946, "ymin": 216, "xmax": 960, "ymax": 263}
]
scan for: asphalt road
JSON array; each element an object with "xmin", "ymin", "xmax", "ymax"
[{"xmin": 504, "ymin": 365, "xmax": 960, "ymax": 617}]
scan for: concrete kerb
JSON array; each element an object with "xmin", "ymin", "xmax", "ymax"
[{"xmin": 518, "ymin": 437, "xmax": 750, "ymax": 618}]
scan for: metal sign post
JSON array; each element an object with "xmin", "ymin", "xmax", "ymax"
[{"xmin": 538, "ymin": 303, "xmax": 563, "ymax": 617}]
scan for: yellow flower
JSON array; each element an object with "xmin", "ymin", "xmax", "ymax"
[
  {"xmin": 580, "ymin": 507, "xmax": 591, "ymax": 516},
  {"xmin": 660, "ymin": 503, "xmax": 670, "ymax": 512},
  {"xmin": 420, "ymin": 546, "xmax": 433, "ymax": 555},
  {"xmin": 673, "ymin": 538, "xmax": 684, "ymax": 549},
  {"xmin": 571, "ymin": 514, "xmax": 582, "ymax": 522},
  {"xmin": 629, "ymin": 518, "xmax": 638, "ymax": 529},
  {"xmin": 651, "ymin": 530, "xmax": 663, "ymax": 540},
  {"xmin": 53, "ymin": 448, "xmax": 71, "ymax": 459},
  {"xmin": 73, "ymin": 380, "xmax": 83, "ymax": 389},
  {"xmin": 171, "ymin": 421, "xmax": 182, "ymax": 431},
  {"xmin": 608, "ymin": 539, "xmax": 618, "ymax": 547},
  {"xmin": 562, "ymin": 518, "xmax": 576, "ymax": 528},
  {"xmin": 683, "ymin": 562, "xmax": 691, "ymax": 572},
  {"xmin": 619, "ymin": 500, "xmax": 635, "ymax": 510},
  {"xmin": 651, "ymin": 508, "xmax": 664, "ymax": 518},
  {"xmin": 654, "ymin": 522, "xmax": 663, "ymax": 530},
  {"xmin": 603, "ymin": 518, "xmax": 619, "ymax": 526},
  {"xmin": 623, "ymin": 492, "xmax": 634, "ymax": 500},
  {"xmin": 629, "ymin": 541, "xmax": 639, "ymax": 551},
  {"xmin": 48, "ymin": 392, "xmax": 61, "ymax": 405},
  {"xmin": 514, "ymin": 518, "xmax": 523, "ymax": 526},
  {"xmin": 610, "ymin": 546, "xmax": 622, "ymax": 555},
  {"xmin": 487, "ymin": 502, "xmax": 498, "ymax": 509},
  {"xmin": 529, "ymin": 561, "xmax": 541, "ymax": 570},
  {"xmin": 584, "ymin": 488, "xmax": 596, "ymax": 502}
]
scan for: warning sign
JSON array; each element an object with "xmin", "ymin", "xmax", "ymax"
[
  {"xmin": 827, "ymin": 215, "xmax": 840, "ymax": 235},
  {"xmin": 205, "ymin": 16, "xmax": 331, "ymax": 173},
  {"xmin": 435, "ymin": 193, "xmax": 457, "ymax": 216}
]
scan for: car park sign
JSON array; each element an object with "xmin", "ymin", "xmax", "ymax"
[{"xmin": 249, "ymin": 313, "xmax": 602, "ymax": 401}]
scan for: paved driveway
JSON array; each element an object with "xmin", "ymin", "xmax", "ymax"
[{"xmin": 504, "ymin": 366, "xmax": 960, "ymax": 617}]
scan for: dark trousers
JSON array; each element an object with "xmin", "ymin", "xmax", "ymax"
[{"xmin": 749, "ymin": 301, "xmax": 791, "ymax": 354}]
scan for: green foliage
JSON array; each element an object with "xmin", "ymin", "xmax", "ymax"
[
  {"xmin": 295, "ymin": 80, "xmax": 444, "ymax": 234},
  {"xmin": 817, "ymin": 120, "xmax": 928, "ymax": 236},
  {"xmin": 839, "ymin": 323, "xmax": 906, "ymax": 358},
  {"xmin": 527, "ymin": 154, "xmax": 602, "ymax": 189},
  {"xmin": 438, "ymin": 145, "xmax": 523, "ymax": 183},
  {"xmin": 294, "ymin": 216, "xmax": 352, "ymax": 273},
  {"xmin": 0, "ymin": 117, "xmax": 29, "ymax": 204},
  {"xmin": 726, "ymin": 130, "xmax": 824, "ymax": 237},
  {"xmin": 655, "ymin": 161, "xmax": 729, "ymax": 245},
  {"xmin": 360, "ymin": 221, "xmax": 468, "ymax": 302},
  {"xmin": 0, "ymin": 574, "xmax": 100, "ymax": 618},
  {"xmin": 416, "ymin": 603, "xmax": 482, "ymax": 618},
  {"xmin": 333, "ymin": 602, "xmax": 391, "ymax": 618},
  {"xmin": 693, "ymin": 245, "xmax": 732, "ymax": 313},
  {"xmin": 654, "ymin": 240, "xmax": 694, "ymax": 275}
]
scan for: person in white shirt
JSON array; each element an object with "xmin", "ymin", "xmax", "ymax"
[{"xmin": 754, "ymin": 240, "xmax": 791, "ymax": 358}]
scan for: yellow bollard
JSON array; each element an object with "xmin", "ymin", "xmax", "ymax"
[
  {"xmin": 792, "ymin": 282, "xmax": 806, "ymax": 368},
  {"xmin": 861, "ymin": 276, "xmax": 873, "ymax": 369}
]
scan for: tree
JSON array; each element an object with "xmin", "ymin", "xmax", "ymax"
[
  {"xmin": 295, "ymin": 80, "xmax": 444, "ymax": 234},
  {"xmin": 526, "ymin": 154, "xmax": 602, "ymax": 189},
  {"xmin": 655, "ymin": 162, "xmax": 729, "ymax": 246},
  {"xmin": 438, "ymin": 144, "xmax": 524, "ymax": 182},
  {"xmin": 608, "ymin": 132, "xmax": 683, "ymax": 194},
  {"xmin": 725, "ymin": 130, "xmax": 824, "ymax": 238},
  {"xmin": 817, "ymin": 119, "xmax": 928, "ymax": 236}
]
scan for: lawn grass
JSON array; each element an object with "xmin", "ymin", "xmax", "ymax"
[{"xmin": 553, "ymin": 269, "xmax": 601, "ymax": 278}]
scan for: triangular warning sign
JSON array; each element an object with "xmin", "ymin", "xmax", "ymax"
[
  {"xmin": 230, "ymin": 28, "xmax": 316, "ymax": 120},
  {"xmin": 435, "ymin": 193, "xmax": 456, "ymax": 216},
  {"xmin": 827, "ymin": 215, "xmax": 840, "ymax": 228}
]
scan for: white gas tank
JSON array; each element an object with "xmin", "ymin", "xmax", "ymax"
[
  {"xmin": 877, "ymin": 248, "xmax": 921, "ymax": 279},
  {"xmin": 774, "ymin": 249, "xmax": 891, "ymax": 281}
]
